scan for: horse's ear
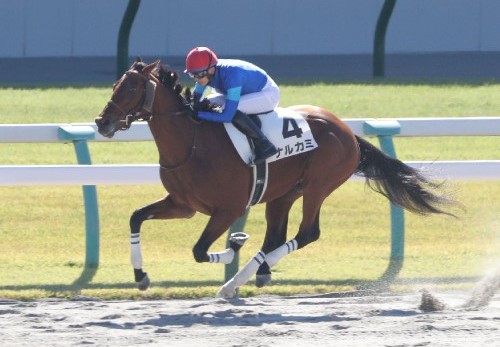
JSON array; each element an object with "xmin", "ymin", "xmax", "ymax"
[
  {"xmin": 130, "ymin": 56, "xmax": 143, "ymax": 70},
  {"xmin": 143, "ymin": 60, "xmax": 160, "ymax": 76},
  {"xmin": 151, "ymin": 59, "xmax": 161, "ymax": 72}
]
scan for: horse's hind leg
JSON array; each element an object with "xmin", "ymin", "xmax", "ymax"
[
  {"xmin": 255, "ymin": 190, "xmax": 301, "ymax": 287},
  {"xmin": 263, "ymin": 211, "xmax": 321, "ymax": 274},
  {"xmin": 257, "ymin": 186, "xmax": 326, "ymax": 286},
  {"xmin": 130, "ymin": 195, "xmax": 195, "ymax": 290},
  {"xmin": 217, "ymin": 190, "xmax": 300, "ymax": 297},
  {"xmin": 262, "ymin": 171, "xmax": 355, "ymax": 282}
]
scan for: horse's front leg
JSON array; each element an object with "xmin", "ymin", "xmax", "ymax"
[
  {"xmin": 130, "ymin": 195, "xmax": 195, "ymax": 290},
  {"xmin": 191, "ymin": 211, "xmax": 249, "ymax": 264}
]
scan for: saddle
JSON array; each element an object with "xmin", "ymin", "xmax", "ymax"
[
  {"xmin": 223, "ymin": 107, "xmax": 318, "ymax": 166},
  {"xmin": 224, "ymin": 107, "xmax": 318, "ymax": 207}
]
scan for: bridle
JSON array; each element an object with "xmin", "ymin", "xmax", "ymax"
[
  {"xmin": 108, "ymin": 70, "xmax": 197, "ymax": 130},
  {"xmin": 107, "ymin": 69, "xmax": 199, "ymax": 172},
  {"xmin": 106, "ymin": 70, "xmax": 158, "ymax": 130}
]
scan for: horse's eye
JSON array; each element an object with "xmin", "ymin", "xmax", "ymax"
[{"xmin": 129, "ymin": 87, "xmax": 137, "ymax": 94}]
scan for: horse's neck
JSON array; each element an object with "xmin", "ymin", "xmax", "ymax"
[{"xmin": 148, "ymin": 90, "xmax": 194, "ymax": 167}]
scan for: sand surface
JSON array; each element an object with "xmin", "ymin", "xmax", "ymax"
[{"xmin": 1, "ymin": 289, "xmax": 498, "ymax": 347}]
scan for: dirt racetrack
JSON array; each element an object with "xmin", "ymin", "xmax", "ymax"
[{"xmin": 1, "ymin": 288, "xmax": 498, "ymax": 347}]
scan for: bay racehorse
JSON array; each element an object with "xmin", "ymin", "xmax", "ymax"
[{"xmin": 95, "ymin": 58, "xmax": 456, "ymax": 298}]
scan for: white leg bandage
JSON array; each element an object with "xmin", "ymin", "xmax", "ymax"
[
  {"xmin": 208, "ymin": 248, "xmax": 235, "ymax": 264},
  {"xmin": 265, "ymin": 240, "xmax": 298, "ymax": 268},
  {"xmin": 130, "ymin": 232, "xmax": 143, "ymax": 269},
  {"xmin": 226, "ymin": 251, "xmax": 266, "ymax": 289}
]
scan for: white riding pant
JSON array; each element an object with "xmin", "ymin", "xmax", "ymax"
[{"xmin": 206, "ymin": 77, "xmax": 280, "ymax": 114}]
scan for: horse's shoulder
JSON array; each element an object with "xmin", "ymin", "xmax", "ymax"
[{"xmin": 198, "ymin": 120, "xmax": 233, "ymax": 143}]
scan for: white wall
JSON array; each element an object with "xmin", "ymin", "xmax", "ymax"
[{"xmin": 1, "ymin": 0, "xmax": 499, "ymax": 58}]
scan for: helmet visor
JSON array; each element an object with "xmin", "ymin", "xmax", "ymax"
[{"xmin": 187, "ymin": 70, "xmax": 210, "ymax": 79}]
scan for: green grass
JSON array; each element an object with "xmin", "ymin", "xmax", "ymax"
[
  {"xmin": 0, "ymin": 82, "xmax": 499, "ymax": 300},
  {"xmin": 280, "ymin": 82, "xmax": 500, "ymax": 118},
  {"xmin": 2, "ymin": 82, "xmax": 500, "ymax": 124}
]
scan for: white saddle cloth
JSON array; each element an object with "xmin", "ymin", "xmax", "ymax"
[{"xmin": 224, "ymin": 107, "xmax": 318, "ymax": 165}]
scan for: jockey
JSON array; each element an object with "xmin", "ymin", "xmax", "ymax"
[{"xmin": 185, "ymin": 46, "xmax": 279, "ymax": 165}]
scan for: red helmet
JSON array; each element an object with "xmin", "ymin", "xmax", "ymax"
[{"xmin": 185, "ymin": 47, "xmax": 218, "ymax": 73}]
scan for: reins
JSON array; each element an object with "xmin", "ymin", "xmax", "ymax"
[
  {"xmin": 151, "ymin": 85, "xmax": 199, "ymax": 173},
  {"xmin": 159, "ymin": 122, "xmax": 198, "ymax": 172},
  {"xmin": 147, "ymin": 72, "xmax": 199, "ymax": 172}
]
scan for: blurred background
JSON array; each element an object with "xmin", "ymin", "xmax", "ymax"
[{"xmin": 2, "ymin": 0, "xmax": 500, "ymax": 83}]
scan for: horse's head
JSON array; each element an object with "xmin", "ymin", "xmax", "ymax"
[{"xmin": 95, "ymin": 57, "xmax": 159, "ymax": 138}]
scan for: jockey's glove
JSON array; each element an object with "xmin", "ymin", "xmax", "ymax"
[{"xmin": 187, "ymin": 104, "xmax": 203, "ymax": 123}]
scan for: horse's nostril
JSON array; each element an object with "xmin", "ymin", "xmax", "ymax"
[
  {"xmin": 96, "ymin": 118, "xmax": 110, "ymax": 127},
  {"xmin": 95, "ymin": 115, "xmax": 110, "ymax": 126}
]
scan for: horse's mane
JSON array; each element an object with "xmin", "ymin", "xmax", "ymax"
[
  {"xmin": 153, "ymin": 64, "xmax": 192, "ymax": 102},
  {"xmin": 129, "ymin": 61, "xmax": 188, "ymax": 103},
  {"xmin": 137, "ymin": 62, "xmax": 216, "ymax": 112}
]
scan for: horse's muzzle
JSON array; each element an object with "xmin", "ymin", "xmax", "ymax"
[{"xmin": 95, "ymin": 116, "xmax": 118, "ymax": 138}]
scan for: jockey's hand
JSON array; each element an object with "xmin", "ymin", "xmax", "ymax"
[
  {"xmin": 196, "ymin": 99, "xmax": 212, "ymax": 112},
  {"xmin": 183, "ymin": 102, "xmax": 201, "ymax": 122},
  {"xmin": 189, "ymin": 105, "xmax": 203, "ymax": 123},
  {"xmin": 183, "ymin": 100, "xmax": 195, "ymax": 114}
]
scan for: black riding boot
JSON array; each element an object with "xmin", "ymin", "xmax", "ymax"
[{"xmin": 232, "ymin": 111, "xmax": 278, "ymax": 165}]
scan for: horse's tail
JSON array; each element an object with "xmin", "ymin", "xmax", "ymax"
[{"xmin": 354, "ymin": 135, "xmax": 458, "ymax": 216}]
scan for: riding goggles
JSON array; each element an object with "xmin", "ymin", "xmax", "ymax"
[{"xmin": 188, "ymin": 70, "xmax": 210, "ymax": 79}]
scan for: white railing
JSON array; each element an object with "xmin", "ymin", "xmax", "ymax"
[
  {"xmin": 1, "ymin": 117, "xmax": 498, "ymax": 269},
  {"xmin": 1, "ymin": 117, "xmax": 499, "ymax": 186},
  {"xmin": 1, "ymin": 117, "xmax": 499, "ymax": 143},
  {"xmin": 0, "ymin": 160, "xmax": 499, "ymax": 186}
]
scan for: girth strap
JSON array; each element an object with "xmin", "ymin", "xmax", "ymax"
[{"xmin": 246, "ymin": 160, "xmax": 269, "ymax": 208}]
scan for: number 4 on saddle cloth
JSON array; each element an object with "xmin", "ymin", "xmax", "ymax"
[
  {"xmin": 224, "ymin": 107, "xmax": 318, "ymax": 208},
  {"xmin": 224, "ymin": 107, "xmax": 318, "ymax": 166}
]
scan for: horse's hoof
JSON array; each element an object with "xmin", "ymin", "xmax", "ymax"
[
  {"xmin": 255, "ymin": 274, "xmax": 272, "ymax": 288},
  {"xmin": 216, "ymin": 285, "xmax": 237, "ymax": 299},
  {"xmin": 229, "ymin": 232, "xmax": 250, "ymax": 252},
  {"xmin": 137, "ymin": 273, "xmax": 150, "ymax": 291}
]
